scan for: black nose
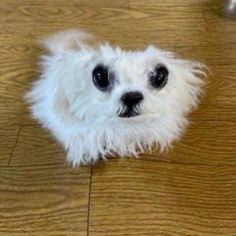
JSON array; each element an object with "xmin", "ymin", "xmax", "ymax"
[{"xmin": 121, "ymin": 91, "xmax": 144, "ymax": 107}]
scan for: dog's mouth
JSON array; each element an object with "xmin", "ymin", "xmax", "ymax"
[{"xmin": 118, "ymin": 106, "xmax": 141, "ymax": 118}]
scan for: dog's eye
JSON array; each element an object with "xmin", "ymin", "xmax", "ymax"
[
  {"xmin": 92, "ymin": 64, "xmax": 113, "ymax": 92},
  {"xmin": 149, "ymin": 65, "xmax": 168, "ymax": 89}
]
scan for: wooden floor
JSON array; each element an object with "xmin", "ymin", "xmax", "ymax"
[{"xmin": 0, "ymin": 0, "xmax": 236, "ymax": 235}]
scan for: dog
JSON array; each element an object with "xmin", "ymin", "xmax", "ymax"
[{"xmin": 26, "ymin": 29, "xmax": 206, "ymax": 166}]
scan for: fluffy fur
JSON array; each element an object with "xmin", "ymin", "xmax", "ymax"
[{"xmin": 26, "ymin": 29, "xmax": 206, "ymax": 166}]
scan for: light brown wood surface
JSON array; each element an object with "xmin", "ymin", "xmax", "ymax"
[{"xmin": 0, "ymin": 0, "xmax": 235, "ymax": 235}]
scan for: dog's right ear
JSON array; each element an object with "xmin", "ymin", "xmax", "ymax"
[{"xmin": 39, "ymin": 29, "xmax": 97, "ymax": 54}]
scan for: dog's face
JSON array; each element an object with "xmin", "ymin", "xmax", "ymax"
[
  {"xmin": 56, "ymin": 44, "xmax": 203, "ymax": 129},
  {"xmin": 91, "ymin": 49, "xmax": 168, "ymax": 120}
]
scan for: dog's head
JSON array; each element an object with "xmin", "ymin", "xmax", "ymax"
[{"xmin": 36, "ymin": 30, "xmax": 206, "ymax": 158}]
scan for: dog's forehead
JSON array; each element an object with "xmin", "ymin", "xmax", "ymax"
[
  {"xmin": 111, "ymin": 58, "xmax": 149, "ymax": 84},
  {"xmin": 114, "ymin": 51, "xmax": 152, "ymax": 74},
  {"xmin": 98, "ymin": 46, "xmax": 163, "ymax": 82},
  {"xmin": 98, "ymin": 45, "xmax": 159, "ymax": 69}
]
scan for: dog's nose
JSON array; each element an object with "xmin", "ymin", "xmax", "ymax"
[{"xmin": 121, "ymin": 91, "xmax": 144, "ymax": 107}]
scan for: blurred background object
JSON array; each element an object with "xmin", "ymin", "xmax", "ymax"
[{"xmin": 221, "ymin": 0, "xmax": 236, "ymax": 17}]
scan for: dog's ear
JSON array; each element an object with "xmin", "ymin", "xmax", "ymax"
[
  {"xmin": 39, "ymin": 29, "xmax": 98, "ymax": 54},
  {"xmin": 174, "ymin": 59, "xmax": 208, "ymax": 114},
  {"xmin": 35, "ymin": 29, "xmax": 99, "ymax": 123}
]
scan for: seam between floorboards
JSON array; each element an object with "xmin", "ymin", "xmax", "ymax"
[
  {"xmin": 4, "ymin": 161, "xmax": 236, "ymax": 168},
  {"xmin": 87, "ymin": 165, "xmax": 93, "ymax": 236},
  {"xmin": 8, "ymin": 126, "xmax": 23, "ymax": 167}
]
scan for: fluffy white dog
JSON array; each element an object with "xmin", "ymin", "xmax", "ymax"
[{"xmin": 27, "ymin": 29, "xmax": 206, "ymax": 166}]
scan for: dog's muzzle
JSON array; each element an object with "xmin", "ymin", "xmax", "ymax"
[{"xmin": 118, "ymin": 91, "xmax": 143, "ymax": 118}]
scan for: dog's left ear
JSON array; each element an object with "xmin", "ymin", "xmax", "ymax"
[
  {"xmin": 174, "ymin": 58, "xmax": 208, "ymax": 114},
  {"xmin": 39, "ymin": 29, "xmax": 98, "ymax": 54}
]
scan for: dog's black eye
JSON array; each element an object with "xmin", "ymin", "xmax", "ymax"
[
  {"xmin": 92, "ymin": 64, "xmax": 113, "ymax": 92},
  {"xmin": 149, "ymin": 65, "xmax": 168, "ymax": 89}
]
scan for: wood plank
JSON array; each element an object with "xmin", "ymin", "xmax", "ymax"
[
  {"xmin": 203, "ymin": 7, "xmax": 236, "ymax": 46},
  {"xmin": 129, "ymin": 0, "xmax": 222, "ymax": 8},
  {"xmin": 89, "ymin": 159, "xmax": 236, "ymax": 236},
  {"xmin": 0, "ymin": 5, "xmax": 204, "ymax": 30},
  {"xmin": 0, "ymin": 5, "xmax": 207, "ymax": 48},
  {"xmin": 0, "ymin": 164, "xmax": 91, "ymax": 235},
  {"xmin": 0, "ymin": 126, "xmax": 20, "ymax": 166},
  {"xmin": 0, "ymin": 61, "xmax": 36, "ymax": 126},
  {"xmin": 0, "ymin": 0, "xmax": 129, "ymax": 7},
  {"xmin": 129, "ymin": 1, "xmax": 236, "ymax": 48},
  {"xmin": 10, "ymin": 125, "xmax": 65, "ymax": 167},
  {"xmin": 174, "ymin": 46, "xmax": 236, "ymax": 67},
  {"xmin": 147, "ymin": 119, "xmax": 236, "ymax": 165}
]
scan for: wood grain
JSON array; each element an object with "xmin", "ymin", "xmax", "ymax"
[
  {"xmin": 89, "ymin": 159, "xmax": 236, "ymax": 236},
  {"xmin": 0, "ymin": 0, "xmax": 129, "ymax": 8},
  {"xmin": 149, "ymin": 119, "xmax": 236, "ymax": 165},
  {"xmin": 129, "ymin": 0, "xmax": 222, "ymax": 8},
  {"xmin": 0, "ymin": 5, "xmax": 208, "ymax": 48},
  {"xmin": 203, "ymin": 8, "xmax": 236, "ymax": 46},
  {"xmin": 0, "ymin": 126, "xmax": 20, "ymax": 166},
  {"xmin": 0, "ymin": 164, "xmax": 91, "ymax": 235},
  {"xmin": 9, "ymin": 125, "xmax": 65, "ymax": 167}
]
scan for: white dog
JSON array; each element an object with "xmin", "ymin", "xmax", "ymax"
[{"xmin": 27, "ymin": 29, "xmax": 206, "ymax": 166}]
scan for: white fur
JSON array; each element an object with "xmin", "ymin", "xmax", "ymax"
[{"xmin": 26, "ymin": 29, "xmax": 206, "ymax": 166}]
